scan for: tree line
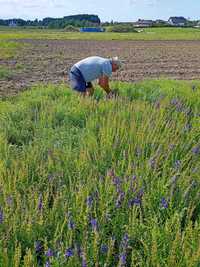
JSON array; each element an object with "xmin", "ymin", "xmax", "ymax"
[{"xmin": 0, "ymin": 14, "xmax": 101, "ymax": 28}]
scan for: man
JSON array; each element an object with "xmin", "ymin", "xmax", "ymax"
[{"xmin": 69, "ymin": 56, "xmax": 122, "ymax": 96}]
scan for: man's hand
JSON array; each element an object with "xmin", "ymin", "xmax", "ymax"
[{"xmin": 98, "ymin": 75, "xmax": 111, "ymax": 94}]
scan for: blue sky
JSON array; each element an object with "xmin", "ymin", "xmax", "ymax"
[{"xmin": 0, "ymin": 0, "xmax": 200, "ymax": 22}]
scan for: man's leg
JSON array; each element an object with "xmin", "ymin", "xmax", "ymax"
[{"xmin": 69, "ymin": 70, "xmax": 87, "ymax": 95}]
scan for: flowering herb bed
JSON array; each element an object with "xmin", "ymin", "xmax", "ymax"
[{"xmin": 0, "ymin": 80, "xmax": 199, "ymax": 266}]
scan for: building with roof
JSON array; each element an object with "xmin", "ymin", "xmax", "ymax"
[{"xmin": 168, "ymin": 17, "xmax": 187, "ymax": 26}]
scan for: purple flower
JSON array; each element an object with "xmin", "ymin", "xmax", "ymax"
[
  {"xmin": 112, "ymin": 176, "xmax": 122, "ymax": 186},
  {"xmin": 6, "ymin": 195, "xmax": 13, "ymax": 206},
  {"xmin": 45, "ymin": 248, "xmax": 54, "ymax": 257},
  {"xmin": 100, "ymin": 244, "xmax": 108, "ymax": 254},
  {"xmin": 148, "ymin": 157, "xmax": 156, "ymax": 169},
  {"xmin": 174, "ymin": 160, "xmax": 181, "ymax": 170},
  {"xmin": 45, "ymin": 260, "xmax": 51, "ymax": 267},
  {"xmin": 80, "ymin": 252, "xmax": 87, "ymax": 267},
  {"xmin": 119, "ymin": 253, "xmax": 127, "ymax": 266},
  {"xmin": 137, "ymin": 188, "xmax": 144, "ymax": 199},
  {"xmin": 68, "ymin": 219, "xmax": 75, "ymax": 230},
  {"xmin": 121, "ymin": 233, "xmax": 129, "ymax": 248},
  {"xmin": 116, "ymin": 191, "xmax": 125, "ymax": 208},
  {"xmin": 90, "ymin": 218, "xmax": 98, "ymax": 231},
  {"xmin": 35, "ymin": 241, "xmax": 43, "ymax": 254},
  {"xmin": 65, "ymin": 248, "xmax": 73, "ymax": 258},
  {"xmin": 38, "ymin": 193, "xmax": 43, "ymax": 211},
  {"xmin": 192, "ymin": 145, "xmax": 200, "ymax": 155},
  {"xmin": 86, "ymin": 196, "xmax": 93, "ymax": 208},
  {"xmin": 67, "ymin": 211, "xmax": 75, "ymax": 230},
  {"xmin": 128, "ymin": 197, "xmax": 141, "ymax": 207},
  {"xmin": 0, "ymin": 207, "xmax": 3, "ymax": 224},
  {"xmin": 161, "ymin": 197, "xmax": 168, "ymax": 209}
]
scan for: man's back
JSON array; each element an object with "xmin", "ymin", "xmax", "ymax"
[{"xmin": 74, "ymin": 56, "xmax": 112, "ymax": 82}]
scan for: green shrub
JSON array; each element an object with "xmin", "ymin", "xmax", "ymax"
[{"xmin": 107, "ymin": 24, "xmax": 138, "ymax": 32}]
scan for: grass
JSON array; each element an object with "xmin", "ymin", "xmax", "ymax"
[
  {"xmin": 0, "ymin": 27, "xmax": 200, "ymax": 41},
  {"xmin": 0, "ymin": 66, "xmax": 12, "ymax": 79},
  {"xmin": 0, "ymin": 40, "xmax": 24, "ymax": 59},
  {"xmin": 0, "ymin": 79, "xmax": 199, "ymax": 266}
]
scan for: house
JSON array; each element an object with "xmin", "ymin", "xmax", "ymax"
[
  {"xmin": 168, "ymin": 17, "xmax": 187, "ymax": 26},
  {"xmin": 133, "ymin": 19, "xmax": 154, "ymax": 27},
  {"xmin": 80, "ymin": 27, "xmax": 105, "ymax": 32},
  {"xmin": 194, "ymin": 21, "xmax": 200, "ymax": 28},
  {"xmin": 9, "ymin": 20, "xmax": 17, "ymax": 27}
]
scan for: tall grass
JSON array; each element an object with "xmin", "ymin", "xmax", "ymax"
[{"xmin": 0, "ymin": 80, "xmax": 199, "ymax": 266}]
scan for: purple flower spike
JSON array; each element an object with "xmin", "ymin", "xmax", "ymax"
[
  {"xmin": 35, "ymin": 241, "xmax": 43, "ymax": 254},
  {"xmin": 149, "ymin": 158, "xmax": 156, "ymax": 169},
  {"xmin": 81, "ymin": 252, "xmax": 87, "ymax": 267},
  {"xmin": 161, "ymin": 197, "xmax": 168, "ymax": 209},
  {"xmin": 119, "ymin": 253, "xmax": 127, "ymax": 266},
  {"xmin": 122, "ymin": 233, "xmax": 129, "ymax": 248},
  {"xmin": 90, "ymin": 218, "xmax": 98, "ymax": 231},
  {"xmin": 128, "ymin": 197, "xmax": 141, "ymax": 207},
  {"xmin": 45, "ymin": 260, "xmax": 51, "ymax": 267},
  {"xmin": 68, "ymin": 219, "xmax": 75, "ymax": 230},
  {"xmin": 86, "ymin": 196, "xmax": 93, "ymax": 208},
  {"xmin": 112, "ymin": 176, "xmax": 121, "ymax": 186},
  {"xmin": 38, "ymin": 193, "xmax": 43, "ymax": 211},
  {"xmin": 100, "ymin": 244, "xmax": 108, "ymax": 254},
  {"xmin": 45, "ymin": 248, "xmax": 54, "ymax": 257},
  {"xmin": 6, "ymin": 196, "xmax": 13, "ymax": 206},
  {"xmin": 0, "ymin": 207, "xmax": 3, "ymax": 224},
  {"xmin": 174, "ymin": 160, "xmax": 181, "ymax": 170},
  {"xmin": 116, "ymin": 191, "xmax": 125, "ymax": 208},
  {"xmin": 65, "ymin": 248, "xmax": 73, "ymax": 258},
  {"xmin": 192, "ymin": 145, "xmax": 200, "ymax": 155}
]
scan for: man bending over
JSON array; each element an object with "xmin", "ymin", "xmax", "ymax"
[{"xmin": 69, "ymin": 56, "xmax": 122, "ymax": 96}]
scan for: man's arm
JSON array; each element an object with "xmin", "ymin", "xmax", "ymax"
[{"xmin": 98, "ymin": 75, "xmax": 111, "ymax": 94}]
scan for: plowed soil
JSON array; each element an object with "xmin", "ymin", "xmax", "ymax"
[{"xmin": 1, "ymin": 39, "xmax": 200, "ymax": 96}]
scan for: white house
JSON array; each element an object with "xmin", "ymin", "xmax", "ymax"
[{"xmin": 168, "ymin": 17, "xmax": 187, "ymax": 26}]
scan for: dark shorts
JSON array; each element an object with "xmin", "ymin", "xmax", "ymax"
[{"xmin": 69, "ymin": 66, "xmax": 92, "ymax": 93}]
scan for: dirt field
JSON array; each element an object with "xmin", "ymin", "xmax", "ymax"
[{"xmin": 1, "ymin": 39, "xmax": 200, "ymax": 96}]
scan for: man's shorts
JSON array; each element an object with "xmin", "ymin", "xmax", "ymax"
[{"xmin": 69, "ymin": 66, "xmax": 92, "ymax": 93}]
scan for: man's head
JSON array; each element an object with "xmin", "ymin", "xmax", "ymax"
[{"xmin": 110, "ymin": 56, "xmax": 122, "ymax": 72}]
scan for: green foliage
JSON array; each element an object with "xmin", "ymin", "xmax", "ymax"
[
  {"xmin": 0, "ymin": 80, "xmax": 200, "ymax": 266},
  {"xmin": 107, "ymin": 24, "xmax": 138, "ymax": 33},
  {"xmin": 0, "ymin": 66, "xmax": 12, "ymax": 79}
]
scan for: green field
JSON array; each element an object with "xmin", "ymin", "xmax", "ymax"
[
  {"xmin": 0, "ymin": 27, "xmax": 200, "ymax": 41},
  {"xmin": 0, "ymin": 80, "xmax": 199, "ymax": 266}
]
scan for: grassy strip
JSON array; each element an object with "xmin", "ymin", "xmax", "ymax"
[
  {"xmin": 0, "ymin": 27, "xmax": 200, "ymax": 41},
  {"xmin": 0, "ymin": 40, "xmax": 24, "ymax": 59},
  {"xmin": 0, "ymin": 66, "xmax": 12, "ymax": 79},
  {"xmin": 0, "ymin": 80, "xmax": 199, "ymax": 266}
]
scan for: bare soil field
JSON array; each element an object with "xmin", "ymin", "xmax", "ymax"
[{"xmin": 1, "ymin": 39, "xmax": 200, "ymax": 96}]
